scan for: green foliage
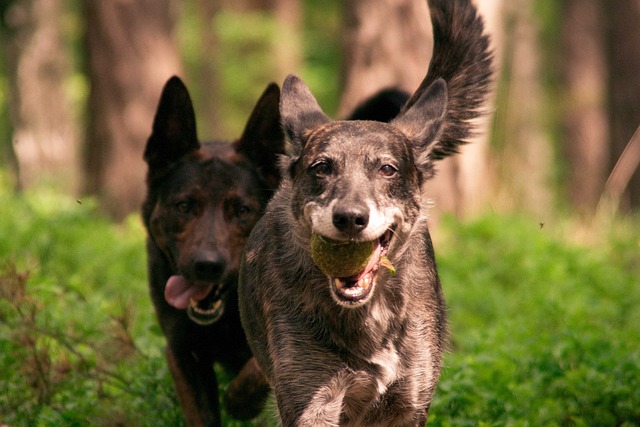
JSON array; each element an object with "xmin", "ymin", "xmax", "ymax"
[
  {"xmin": 215, "ymin": 10, "xmax": 282, "ymax": 137},
  {"xmin": 0, "ymin": 181, "xmax": 181, "ymax": 426},
  {"xmin": 300, "ymin": 0, "xmax": 342, "ymax": 116},
  {"xmin": 430, "ymin": 215, "xmax": 640, "ymax": 426},
  {"xmin": 1, "ymin": 176, "xmax": 638, "ymax": 425},
  {"xmin": 178, "ymin": 0, "xmax": 342, "ymax": 140}
]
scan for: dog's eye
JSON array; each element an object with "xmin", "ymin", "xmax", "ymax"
[
  {"xmin": 176, "ymin": 201, "xmax": 194, "ymax": 215},
  {"xmin": 311, "ymin": 161, "xmax": 332, "ymax": 177},
  {"xmin": 236, "ymin": 205, "xmax": 252, "ymax": 219},
  {"xmin": 379, "ymin": 164, "xmax": 398, "ymax": 177}
]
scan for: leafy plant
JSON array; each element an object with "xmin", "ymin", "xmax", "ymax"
[
  {"xmin": 429, "ymin": 215, "xmax": 640, "ymax": 426},
  {"xmin": 1, "ymin": 180, "xmax": 638, "ymax": 425}
]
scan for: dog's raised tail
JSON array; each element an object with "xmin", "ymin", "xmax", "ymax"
[{"xmin": 404, "ymin": 0, "xmax": 493, "ymax": 163}]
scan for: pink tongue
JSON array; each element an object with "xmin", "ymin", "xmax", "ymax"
[
  {"xmin": 351, "ymin": 241, "xmax": 384, "ymax": 281},
  {"xmin": 164, "ymin": 275, "xmax": 214, "ymax": 310}
]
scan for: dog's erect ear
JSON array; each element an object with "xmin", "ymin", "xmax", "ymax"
[
  {"xmin": 235, "ymin": 83, "xmax": 285, "ymax": 191},
  {"xmin": 391, "ymin": 78, "xmax": 448, "ymax": 171},
  {"xmin": 144, "ymin": 76, "xmax": 200, "ymax": 170},
  {"xmin": 280, "ymin": 74, "xmax": 331, "ymax": 157}
]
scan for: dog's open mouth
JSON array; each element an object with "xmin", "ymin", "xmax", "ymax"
[
  {"xmin": 164, "ymin": 275, "xmax": 224, "ymax": 325},
  {"xmin": 329, "ymin": 228, "xmax": 395, "ymax": 306}
]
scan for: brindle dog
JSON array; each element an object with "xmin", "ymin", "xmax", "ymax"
[{"xmin": 239, "ymin": 0, "xmax": 492, "ymax": 425}]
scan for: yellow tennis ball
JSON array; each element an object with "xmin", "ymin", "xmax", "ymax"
[{"xmin": 310, "ymin": 233, "xmax": 374, "ymax": 278}]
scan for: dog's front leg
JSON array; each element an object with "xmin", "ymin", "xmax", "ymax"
[
  {"xmin": 277, "ymin": 368, "xmax": 374, "ymax": 427},
  {"xmin": 223, "ymin": 356, "xmax": 270, "ymax": 420},
  {"xmin": 166, "ymin": 344, "xmax": 220, "ymax": 427}
]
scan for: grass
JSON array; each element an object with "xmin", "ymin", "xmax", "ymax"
[{"xmin": 0, "ymin": 178, "xmax": 638, "ymax": 425}]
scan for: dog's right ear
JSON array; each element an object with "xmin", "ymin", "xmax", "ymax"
[
  {"xmin": 144, "ymin": 76, "xmax": 200, "ymax": 171},
  {"xmin": 391, "ymin": 78, "xmax": 448, "ymax": 175},
  {"xmin": 280, "ymin": 74, "xmax": 331, "ymax": 158}
]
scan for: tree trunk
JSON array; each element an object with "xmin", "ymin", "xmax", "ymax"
[
  {"xmin": 192, "ymin": 0, "xmax": 221, "ymax": 140},
  {"xmin": 560, "ymin": 0, "xmax": 609, "ymax": 217},
  {"xmin": 2, "ymin": 0, "xmax": 78, "ymax": 191},
  {"xmin": 606, "ymin": 0, "xmax": 640, "ymax": 211},
  {"xmin": 337, "ymin": 0, "xmax": 432, "ymax": 118},
  {"xmin": 84, "ymin": 0, "xmax": 182, "ymax": 220},
  {"xmin": 431, "ymin": 0, "xmax": 502, "ymax": 218},
  {"xmin": 266, "ymin": 0, "xmax": 302, "ymax": 82},
  {"xmin": 493, "ymin": 0, "xmax": 552, "ymax": 217}
]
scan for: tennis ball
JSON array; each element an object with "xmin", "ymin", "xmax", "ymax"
[{"xmin": 310, "ymin": 233, "xmax": 374, "ymax": 278}]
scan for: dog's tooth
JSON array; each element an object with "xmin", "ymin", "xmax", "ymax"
[
  {"xmin": 334, "ymin": 278, "xmax": 345, "ymax": 290},
  {"xmin": 361, "ymin": 275, "xmax": 371, "ymax": 290}
]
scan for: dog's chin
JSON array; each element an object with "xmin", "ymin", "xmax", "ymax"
[
  {"xmin": 187, "ymin": 297, "xmax": 224, "ymax": 326},
  {"xmin": 327, "ymin": 228, "xmax": 395, "ymax": 309},
  {"xmin": 330, "ymin": 274, "xmax": 376, "ymax": 308}
]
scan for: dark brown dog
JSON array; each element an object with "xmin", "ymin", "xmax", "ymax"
[
  {"xmin": 143, "ymin": 76, "xmax": 411, "ymax": 426},
  {"xmin": 142, "ymin": 77, "xmax": 282, "ymax": 426},
  {"xmin": 239, "ymin": 0, "xmax": 492, "ymax": 425}
]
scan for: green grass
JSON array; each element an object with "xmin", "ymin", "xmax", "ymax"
[{"xmin": 0, "ymin": 178, "xmax": 638, "ymax": 425}]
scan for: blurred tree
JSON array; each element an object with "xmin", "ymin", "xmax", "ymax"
[
  {"xmin": 1, "ymin": 0, "xmax": 78, "ymax": 191},
  {"xmin": 184, "ymin": 0, "xmax": 300, "ymax": 140},
  {"xmin": 493, "ymin": 0, "xmax": 553, "ymax": 218},
  {"xmin": 267, "ymin": 0, "xmax": 302, "ymax": 81},
  {"xmin": 84, "ymin": 0, "xmax": 182, "ymax": 220},
  {"xmin": 560, "ymin": 0, "xmax": 609, "ymax": 216},
  {"xmin": 191, "ymin": 0, "xmax": 222, "ymax": 139},
  {"xmin": 606, "ymin": 0, "xmax": 640, "ymax": 211},
  {"xmin": 337, "ymin": 0, "xmax": 431, "ymax": 118}
]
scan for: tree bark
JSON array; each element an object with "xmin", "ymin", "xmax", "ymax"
[
  {"xmin": 84, "ymin": 0, "xmax": 182, "ymax": 220},
  {"xmin": 2, "ymin": 0, "xmax": 78, "ymax": 191},
  {"xmin": 493, "ymin": 0, "xmax": 552, "ymax": 217},
  {"xmin": 431, "ymin": 0, "xmax": 502, "ymax": 218},
  {"xmin": 192, "ymin": 0, "xmax": 221, "ymax": 140},
  {"xmin": 560, "ymin": 0, "xmax": 609, "ymax": 216},
  {"xmin": 606, "ymin": 0, "xmax": 640, "ymax": 211},
  {"xmin": 338, "ymin": 0, "xmax": 432, "ymax": 118}
]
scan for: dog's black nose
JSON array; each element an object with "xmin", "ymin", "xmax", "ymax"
[
  {"xmin": 192, "ymin": 255, "xmax": 226, "ymax": 282},
  {"xmin": 332, "ymin": 206, "xmax": 369, "ymax": 235}
]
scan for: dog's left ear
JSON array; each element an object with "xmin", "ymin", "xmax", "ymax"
[
  {"xmin": 144, "ymin": 76, "xmax": 200, "ymax": 172},
  {"xmin": 280, "ymin": 74, "xmax": 331, "ymax": 158},
  {"xmin": 235, "ymin": 82, "xmax": 285, "ymax": 191},
  {"xmin": 391, "ymin": 78, "xmax": 448, "ymax": 173}
]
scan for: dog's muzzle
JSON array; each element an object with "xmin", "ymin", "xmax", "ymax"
[
  {"xmin": 164, "ymin": 275, "xmax": 225, "ymax": 325},
  {"xmin": 188, "ymin": 298, "xmax": 224, "ymax": 325},
  {"xmin": 328, "ymin": 227, "xmax": 395, "ymax": 307}
]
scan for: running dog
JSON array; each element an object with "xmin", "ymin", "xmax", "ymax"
[
  {"xmin": 143, "ymin": 77, "xmax": 282, "ymax": 426},
  {"xmin": 239, "ymin": 0, "xmax": 492, "ymax": 425}
]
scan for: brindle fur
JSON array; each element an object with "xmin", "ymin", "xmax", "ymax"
[
  {"xmin": 142, "ymin": 77, "xmax": 282, "ymax": 426},
  {"xmin": 239, "ymin": 0, "xmax": 492, "ymax": 425}
]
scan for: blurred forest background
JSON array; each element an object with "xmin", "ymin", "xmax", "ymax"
[
  {"xmin": 1, "ymin": 1, "xmax": 640, "ymax": 425},
  {"xmin": 1, "ymin": 0, "xmax": 639, "ymax": 223}
]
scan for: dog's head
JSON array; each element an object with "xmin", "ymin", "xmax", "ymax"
[
  {"xmin": 143, "ymin": 76, "xmax": 283, "ymax": 325},
  {"xmin": 280, "ymin": 74, "xmax": 447, "ymax": 308}
]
